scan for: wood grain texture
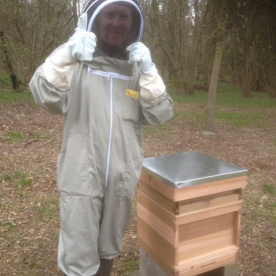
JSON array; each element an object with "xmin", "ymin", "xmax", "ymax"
[
  {"xmin": 138, "ymin": 217, "xmax": 177, "ymax": 267},
  {"xmin": 139, "ymin": 239, "xmax": 178, "ymax": 276},
  {"xmin": 139, "ymin": 171, "xmax": 247, "ymax": 202},
  {"xmin": 177, "ymin": 246, "xmax": 238, "ymax": 276},
  {"xmin": 138, "ymin": 181, "xmax": 179, "ymax": 214},
  {"xmin": 138, "ymin": 190, "xmax": 176, "ymax": 230},
  {"xmin": 178, "ymin": 229, "xmax": 237, "ymax": 261},
  {"xmin": 137, "ymin": 170, "xmax": 247, "ymax": 276},
  {"xmin": 175, "ymin": 201, "xmax": 242, "ymax": 225},
  {"xmin": 138, "ymin": 202, "xmax": 177, "ymax": 246},
  {"xmin": 178, "ymin": 212, "xmax": 237, "ymax": 242}
]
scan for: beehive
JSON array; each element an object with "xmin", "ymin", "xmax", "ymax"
[{"xmin": 137, "ymin": 152, "xmax": 248, "ymax": 276}]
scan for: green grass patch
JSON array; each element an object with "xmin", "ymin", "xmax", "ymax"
[
  {"xmin": 263, "ymin": 183, "xmax": 276, "ymax": 195},
  {"xmin": 116, "ymin": 258, "xmax": 139, "ymax": 275},
  {"xmin": 168, "ymin": 82, "xmax": 276, "ymax": 108},
  {"xmin": 2, "ymin": 172, "xmax": 33, "ymax": 188},
  {"xmin": 41, "ymin": 197, "xmax": 59, "ymax": 220},
  {"xmin": 0, "ymin": 90, "xmax": 33, "ymax": 104},
  {"xmin": 18, "ymin": 174, "xmax": 32, "ymax": 188},
  {"xmin": 52, "ymin": 232, "xmax": 60, "ymax": 242},
  {"xmin": 215, "ymin": 110, "xmax": 267, "ymax": 127},
  {"xmin": 29, "ymin": 132, "xmax": 51, "ymax": 139},
  {"xmin": 143, "ymin": 122, "xmax": 170, "ymax": 136},
  {"xmin": 5, "ymin": 222, "xmax": 16, "ymax": 231},
  {"xmin": 0, "ymin": 74, "xmax": 13, "ymax": 83},
  {"xmin": 258, "ymin": 201, "xmax": 276, "ymax": 224},
  {"xmin": 4, "ymin": 174, "xmax": 12, "ymax": 182},
  {"xmin": 4, "ymin": 131, "xmax": 23, "ymax": 143},
  {"xmin": 169, "ymin": 90, "xmax": 207, "ymax": 104},
  {"xmin": 175, "ymin": 110, "xmax": 205, "ymax": 121},
  {"xmin": 174, "ymin": 108, "xmax": 267, "ymax": 128}
]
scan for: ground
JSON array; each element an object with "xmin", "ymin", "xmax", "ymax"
[{"xmin": 0, "ymin": 98, "xmax": 276, "ymax": 276}]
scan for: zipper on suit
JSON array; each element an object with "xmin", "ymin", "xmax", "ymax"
[{"xmin": 88, "ymin": 69, "xmax": 133, "ymax": 187}]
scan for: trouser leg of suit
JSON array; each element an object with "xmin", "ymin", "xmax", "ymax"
[
  {"xmin": 97, "ymin": 138, "xmax": 141, "ymax": 260},
  {"xmin": 58, "ymin": 194, "xmax": 103, "ymax": 276},
  {"xmin": 57, "ymin": 133, "xmax": 105, "ymax": 276},
  {"xmin": 57, "ymin": 175, "xmax": 137, "ymax": 276},
  {"xmin": 56, "ymin": 133, "xmax": 141, "ymax": 275},
  {"xmin": 58, "ymin": 189, "xmax": 132, "ymax": 276},
  {"xmin": 97, "ymin": 187, "xmax": 136, "ymax": 259}
]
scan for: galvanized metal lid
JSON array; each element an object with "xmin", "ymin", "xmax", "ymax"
[{"xmin": 142, "ymin": 151, "xmax": 248, "ymax": 189}]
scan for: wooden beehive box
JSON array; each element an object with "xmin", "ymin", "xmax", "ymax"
[{"xmin": 137, "ymin": 152, "xmax": 248, "ymax": 276}]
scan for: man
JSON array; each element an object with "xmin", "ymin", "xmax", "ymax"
[{"xmin": 29, "ymin": 0, "xmax": 173, "ymax": 275}]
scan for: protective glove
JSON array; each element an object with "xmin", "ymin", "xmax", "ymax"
[
  {"xmin": 67, "ymin": 13, "xmax": 97, "ymax": 62},
  {"xmin": 126, "ymin": 42, "xmax": 156, "ymax": 74}
]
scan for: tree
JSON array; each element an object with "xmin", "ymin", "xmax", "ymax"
[
  {"xmin": 0, "ymin": 0, "xmax": 77, "ymax": 84},
  {"xmin": 205, "ymin": 0, "xmax": 227, "ymax": 132},
  {"xmin": 221, "ymin": 0, "xmax": 276, "ymax": 97},
  {"xmin": 142, "ymin": 0, "xmax": 210, "ymax": 94}
]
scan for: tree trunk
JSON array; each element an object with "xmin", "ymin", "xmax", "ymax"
[
  {"xmin": 205, "ymin": 0, "xmax": 226, "ymax": 132},
  {"xmin": 73, "ymin": 0, "xmax": 78, "ymax": 26},
  {"xmin": 205, "ymin": 39, "xmax": 223, "ymax": 132},
  {"xmin": 0, "ymin": 29, "xmax": 19, "ymax": 90}
]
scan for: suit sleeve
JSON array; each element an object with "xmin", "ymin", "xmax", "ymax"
[
  {"xmin": 139, "ymin": 68, "xmax": 173, "ymax": 126},
  {"xmin": 28, "ymin": 44, "xmax": 77, "ymax": 115}
]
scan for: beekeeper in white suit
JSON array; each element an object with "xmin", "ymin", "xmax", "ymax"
[{"xmin": 29, "ymin": 0, "xmax": 173, "ymax": 275}]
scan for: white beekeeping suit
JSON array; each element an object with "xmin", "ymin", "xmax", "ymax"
[{"xmin": 29, "ymin": 0, "xmax": 173, "ymax": 275}]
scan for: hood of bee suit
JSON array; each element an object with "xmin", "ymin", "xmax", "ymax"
[{"xmin": 82, "ymin": 0, "xmax": 144, "ymax": 44}]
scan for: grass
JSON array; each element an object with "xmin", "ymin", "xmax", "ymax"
[
  {"xmin": 168, "ymin": 82, "xmax": 275, "ymax": 128},
  {"xmin": 40, "ymin": 197, "xmax": 59, "ymax": 220},
  {"xmin": 174, "ymin": 110, "xmax": 205, "ymax": 121},
  {"xmin": 4, "ymin": 131, "xmax": 51, "ymax": 143},
  {"xmin": 168, "ymin": 82, "xmax": 276, "ymax": 109},
  {"xmin": 215, "ymin": 110, "xmax": 268, "ymax": 127},
  {"xmin": 263, "ymin": 183, "xmax": 276, "ymax": 195},
  {"xmin": 258, "ymin": 202, "xmax": 276, "ymax": 224},
  {"xmin": 18, "ymin": 174, "xmax": 32, "ymax": 188},
  {"xmin": 4, "ymin": 131, "xmax": 23, "ymax": 143},
  {"xmin": 29, "ymin": 132, "xmax": 51, "ymax": 139},
  {"xmin": 116, "ymin": 258, "xmax": 139, "ymax": 275},
  {"xmin": 244, "ymin": 180, "xmax": 276, "ymax": 228},
  {"xmin": 0, "ymin": 89, "xmax": 33, "ymax": 104},
  {"xmin": 174, "ymin": 108, "xmax": 269, "ymax": 128},
  {"xmin": 0, "ymin": 74, "xmax": 14, "ymax": 87},
  {"xmin": 143, "ymin": 122, "xmax": 171, "ymax": 135},
  {"xmin": 2, "ymin": 172, "xmax": 32, "ymax": 188}
]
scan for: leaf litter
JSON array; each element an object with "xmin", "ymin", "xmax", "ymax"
[{"xmin": 0, "ymin": 100, "xmax": 276, "ymax": 276}]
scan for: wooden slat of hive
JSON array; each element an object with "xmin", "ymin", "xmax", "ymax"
[
  {"xmin": 137, "ymin": 200, "xmax": 177, "ymax": 246},
  {"xmin": 175, "ymin": 201, "xmax": 242, "ymax": 225},
  {"xmin": 178, "ymin": 190, "xmax": 241, "ymax": 214},
  {"xmin": 178, "ymin": 228, "xmax": 237, "ymax": 261},
  {"xmin": 137, "ymin": 190, "xmax": 176, "ymax": 230},
  {"xmin": 138, "ymin": 217, "xmax": 177, "ymax": 272},
  {"xmin": 139, "ymin": 171, "xmax": 247, "ymax": 202},
  {"xmin": 138, "ymin": 180, "xmax": 179, "ymax": 214},
  {"xmin": 176, "ymin": 246, "xmax": 238, "ymax": 276}
]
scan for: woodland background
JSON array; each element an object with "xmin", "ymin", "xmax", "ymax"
[
  {"xmin": 1, "ymin": 0, "xmax": 276, "ymax": 131},
  {"xmin": 0, "ymin": 1, "xmax": 276, "ymax": 275},
  {"xmin": 0, "ymin": 0, "xmax": 275, "ymax": 96}
]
